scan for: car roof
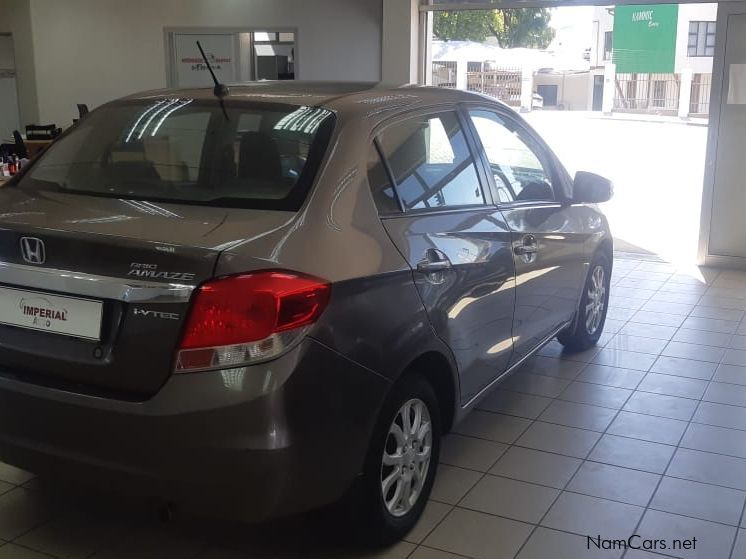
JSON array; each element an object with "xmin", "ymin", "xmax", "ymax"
[{"xmin": 122, "ymin": 81, "xmax": 508, "ymax": 121}]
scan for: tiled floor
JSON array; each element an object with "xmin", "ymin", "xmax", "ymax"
[{"xmin": 1, "ymin": 255, "xmax": 746, "ymax": 558}]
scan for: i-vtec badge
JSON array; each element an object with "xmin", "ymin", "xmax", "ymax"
[
  {"xmin": 128, "ymin": 263, "xmax": 196, "ymax": 282},
  {"xmin": 133, "ymin": 308, "xmax": 180, "ymax": 320}
]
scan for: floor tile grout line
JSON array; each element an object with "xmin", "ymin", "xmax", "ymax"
[
  {"xmin": 430, "ymin": 357, "xmax": 599, "ymax": 558},
  {"xmin": 496, "ymin": 375, "xmax": 746, "ymax": 412},
  {"xmin": 422, "ymin": 513, "xmax": 707, "ymax": 559},
  {"xmin": 617, "ymin": 263, "xmax": 715, "ymax": 559},
  {"xmin": 408, "ymin": 544, "xmax": 475, "ymax": 559},
  {"xmin": 728, "ymin": 500, "xmax": 746, "ymax": 559},
  {"xmin": 3, "ymin": 485, "xmax": 63, "ymax": 557},
  {"xmin": 508, "ymin": 342, "xmax": 643, "ymax": 559},
  {"xmin": 9, "ymin": 541, "xmax": 63, "ymax": 559},
  {"xmin": 472, "ymin": 408, "xmax": 690, "ymax": 440},
  {"xmin": 622, "ymin": 298, "xmax": 736, "ymax": 559},
  {"xmin": 449, "ymin": 483, "xmax": 746, "ymax": 531},
  {"xmin": 426, "ymin": 382, "xmax": 550, "ymax": 553},
  {"xmin": 547, "ymin": 262, "xmax": 733, "ymax": 559},
  {"xmin": 442, "ymin": 441, "xmax": 746, "ymax": 495},
  {"xmin": 413, "ymin": 404, "xmax": 540, "ymax": 553},
  {"xmin": 457, "ymin": 413, "xmax": 681, "ymax": 443}
]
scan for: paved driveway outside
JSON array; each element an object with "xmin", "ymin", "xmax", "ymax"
[{"xmin": 525, "ymin": 111, "xmax": 708, "ymax": 267}]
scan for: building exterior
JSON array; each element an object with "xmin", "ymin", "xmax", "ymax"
[
  {"xmin": 590, "ymin": 3, "xmax": 716, "ymax": 116},
  {"xmin": 430, "ymin": 40, "xmax": 591, "ymax": 111}
]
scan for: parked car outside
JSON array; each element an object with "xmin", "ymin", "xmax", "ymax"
[{"xmin": 0, "ymin": 82, "xmax": 612, "ymax": 543}]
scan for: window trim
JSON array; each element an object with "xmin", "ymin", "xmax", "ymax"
[
  {"xmin": 372, "ymin": 106, "xmax": 494, "ymax": 217},
  {"xmin": 371, "ymin": 136, "xmax": 405, "ymax": 215},
  {"xmin": 688, "ymin": 20, "xmax": 716, "ymax": 58},
  {"xmin": 603, "ymin": 31, "xmax": 613, "ymax": 62},
  {"xmin": 460, "ymin": 103, "xmax": 566, "ymax": 210}
]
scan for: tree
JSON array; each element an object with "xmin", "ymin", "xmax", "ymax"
[
  {"xmin": 433, "ymin": 9, "xmax": 556, "ymax": 49},
  {"xmin": 432, "ymin": 11, "xmax": 497, "ymax": 43},
  {"xmin": 492, "ymin": 9, "xmax": 555, "ymax": 49}
]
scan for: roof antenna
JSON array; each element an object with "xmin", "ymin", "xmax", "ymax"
[
  {"xmin": 197, "ymin": 41, "xmax": 230, "ymax": 98},
  {"xmin": 196, "ymin": 41, "xmax": 230, "ymax": 121}
]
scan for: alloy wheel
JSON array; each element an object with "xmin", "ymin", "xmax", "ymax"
[
  {"xmin": 380, "ymin": 398, "xmax": 432, "ymax": 517},
  {"xmin": 585, "ymin": 265, "xmax": 607, "ymax": 335}
]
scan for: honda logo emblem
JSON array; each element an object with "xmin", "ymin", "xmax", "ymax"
[{"xmin": 20, "ymin": 237, "xmax": 46, "ymax": 265}]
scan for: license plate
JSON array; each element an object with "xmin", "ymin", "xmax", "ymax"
[{"xmin": 0, "ymin": 286, "xmax": 103, "ymax": 341}]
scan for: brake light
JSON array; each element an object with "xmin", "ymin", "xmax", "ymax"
[{"xmin": 175, "ymin": 271, "xmax": 330, "ymax": 372}]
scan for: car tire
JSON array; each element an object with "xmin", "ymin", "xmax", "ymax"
[
  {"xmin": 353, "ymin": 372, "xmax": 441, "ymax": 546},
  {"xmin": 557, "ymin": 251, "xmax": 611, "ymax": 351}
]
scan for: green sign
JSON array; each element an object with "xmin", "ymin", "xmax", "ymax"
[{"xmin": 613, "ymin": 4, "xmax": 679, "ymax": 73}]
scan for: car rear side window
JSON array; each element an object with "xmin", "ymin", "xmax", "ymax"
[
  {"xmin": 376, "ymin": 112, "xmax": 485, "ymax": 211},
  {"xmin": 19, "ymin": 100, "xmax": 335, "ymax": 211},
  {"xmin": 468, "ymin": 109, "xmax": 554, "ymax": 204}
]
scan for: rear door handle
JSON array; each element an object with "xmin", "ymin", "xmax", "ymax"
[
  {"xmin": 514, "ymin": 245, "xmax": 538, "ymax": 255},
  {"xmin": 514, "ymin": 235, "xmax": 539, "ymax": 260},
  {"xmin": 417, "ymin": 259, "xmax": 452, "ymax": 273},
  {"xmin": 416, "ymin": 249, "xmax": 453, "ymax": 275}
]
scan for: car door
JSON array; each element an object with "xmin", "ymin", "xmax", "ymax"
[
  {"xmin": 464, "ymin": 107, "xmax": 589, "ymax": 364},
  {"xmin": 369, "ymin": 109, "xmax": 517, "ymax": 403}
]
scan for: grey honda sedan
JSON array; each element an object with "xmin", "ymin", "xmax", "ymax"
[{"xmin": 0, "ymin": 82, "xmax": 612, "ymax": 543}]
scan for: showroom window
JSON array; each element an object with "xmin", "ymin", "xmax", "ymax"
[
  {"xmin": 376, "ymin": 112, "xmax": 485, "ymax": 211},
  {"xmin": 468, "ymin": 109, "xmax": 554, "ymax": 204},
  {"xmin": 688, "ymin": 21, "xmax": 716, "ymax": 57}
]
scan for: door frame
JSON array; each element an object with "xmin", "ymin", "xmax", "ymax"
[
  {"xmin": 592, "ymin": 74, "xmax": 605, "ymax": 111},
  {"xmin": 697, "ymin": 2, "xmax": 746, "ymax": 267},
  {"xmin": 420, "ymin": 0, "xmax": 725, "ymax": 10}
]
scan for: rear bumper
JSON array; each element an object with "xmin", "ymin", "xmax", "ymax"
[{"xmin": 0, "ymin": 338, "xmax": 390, "ymax": 521}]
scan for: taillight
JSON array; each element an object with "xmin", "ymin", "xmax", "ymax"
[{"xmin": 175, "ymin": 271, "xmax": 330, "ymax": 373}]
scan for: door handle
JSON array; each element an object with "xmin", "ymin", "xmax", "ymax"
[
  {"xmin": 514, "ymin": 245, "xmax": 538, "ymax": 256},
  {"xmin": 416, "ymin": 249, "xmax": 453, "ymax": 275},
  {"xmin": 514, "ymin": 235, "xmax": 539, "ymax": 259},
  {"xmin": 417, "ymin": 259, "xmax": 452, "ymax": 273}
]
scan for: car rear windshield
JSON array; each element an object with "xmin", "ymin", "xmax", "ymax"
[{"xmin": 18, "ymin": 99, "xmax": 335, "ymax": 210}]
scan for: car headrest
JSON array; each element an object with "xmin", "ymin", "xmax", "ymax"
[{"xmin": 238, "ymin": 131, "xmax": 283, "ymax": 181}]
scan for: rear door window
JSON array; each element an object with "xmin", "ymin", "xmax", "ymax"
[{"xmin": 375, "ymin": 112, "xmax": 485, "ymax": 211}]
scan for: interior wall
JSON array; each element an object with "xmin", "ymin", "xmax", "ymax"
[
  {"xmin": 26, "ymin": 0, "xmax": 383, "ymax": 126},
  {"xmin": 0, "ymin": 0, "xmax": 39, "ymax": 126},
  {"xmin": 0, "ymin": 34, "xmax": 21, "ymax": 140},
  {"xmin": 0, "ymin": 34, "xmax": 15, "ymax": 68}
]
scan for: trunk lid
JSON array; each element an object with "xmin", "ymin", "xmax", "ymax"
[{"xmin": 0, "ymin": 189, "xmax": 293, "ymax": 398}]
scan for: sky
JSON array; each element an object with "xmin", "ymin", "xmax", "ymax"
[{"xmin": 549, "ymin": 6, "xmax": 595, "ymax": 56}]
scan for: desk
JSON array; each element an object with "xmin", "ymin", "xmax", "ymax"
[{"xmin": 25, "ymin": 139, "xmax": 53, "ymax": 157}]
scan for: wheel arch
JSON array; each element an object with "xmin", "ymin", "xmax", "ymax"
[
  {"xmin": 400, "ymin": 351, "xmax": 458, "ymax": 434},
  {"xmin": 596, "ymin": 235, "xmax": 614, "ymax": 265}
]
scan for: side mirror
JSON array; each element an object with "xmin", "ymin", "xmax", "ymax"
[{"xmin": 573, "ymin": 171, "xmax": 613, "ymax": 204}]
